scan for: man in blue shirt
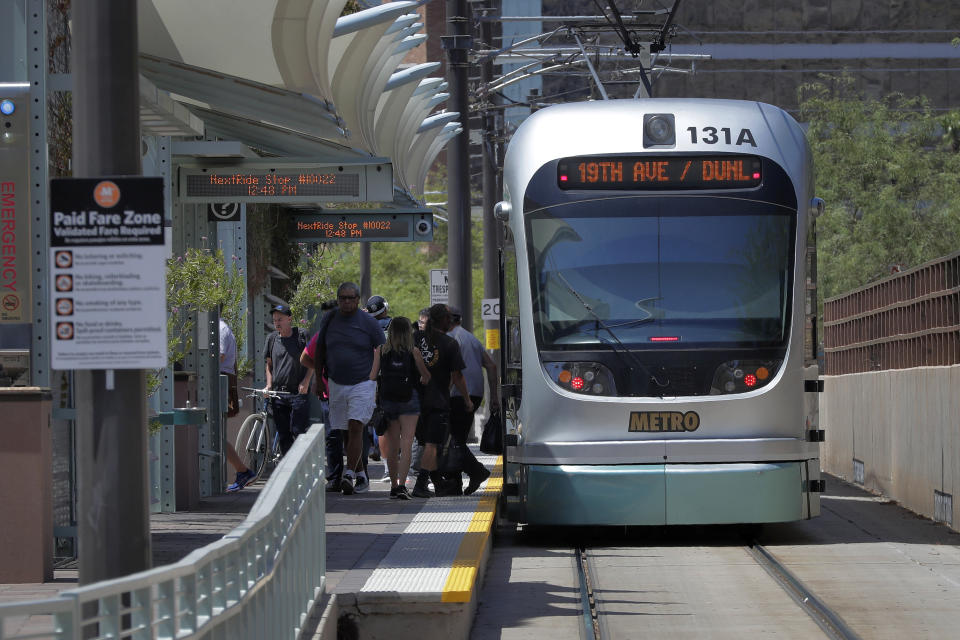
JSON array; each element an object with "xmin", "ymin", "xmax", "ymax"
[{"xmin": 302, "ymin": 282, "xmax": 384, "ymax": 494}]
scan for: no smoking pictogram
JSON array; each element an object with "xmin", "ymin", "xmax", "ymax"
[
  {"xmin": 55, "ymin": 298, "xmax": 74, "ymax": 316},
  {"xmin": 93, "ymin": 180, "xmax": 121, "ymax": 208},
  {"xmin": 2, "ymin": 294, "xmax": 20, "ymax": 311}
]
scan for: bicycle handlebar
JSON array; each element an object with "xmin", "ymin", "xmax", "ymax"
[{"xmin": 240, "ymin": 386, "xmax": 292, "ymax": 399}]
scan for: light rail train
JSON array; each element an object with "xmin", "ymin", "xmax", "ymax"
[{"xmin": 496, "ymin": 99, "xmax": 823, "ymax": 525}]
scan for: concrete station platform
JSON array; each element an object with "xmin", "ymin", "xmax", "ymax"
[
  {"xmin": 307, "ymin": 450, "xmax": 502, "ymax": 640},
  {"xmin": 0, "ymin": 448, "xmax": 502, "ymax": 640}
]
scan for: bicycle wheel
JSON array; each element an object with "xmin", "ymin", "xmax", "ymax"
[
  {"xmin": 236, "ymin": 413, "xmax": 268, "ymax": 480},
  {"xmin": 251, "ymin": 421, "xmax": 271, "ymax": 482}
]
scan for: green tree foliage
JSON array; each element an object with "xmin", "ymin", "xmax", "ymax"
[
  {"xmin": 941, "ymin": 110, "xmax": 960, "ymax": 153},
  {"xmin": 284, "ymin": 163, "xmax": 493, "ymax": 340},
  {"xmin": 164, "ymin": 247, "xmax": 249, "ymax": 377},
  {"xmin": 798, "ymin": 75, "xmax": 960, "ymax": 302},
  {"xmin": 288, "ymin": 243, "xmax": 341, "ymax": 329},
  {"xmin": 246, "ymin": 205, "xmax": 302, "ymax": 303},
  {"xmin": 322, "ymin": 217, "xmax": 486, "ymax": 325}
]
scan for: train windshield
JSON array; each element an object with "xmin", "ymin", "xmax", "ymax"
[{"xmin": 526, "ymin": 196, "xmax": 795, "ymax": 349}]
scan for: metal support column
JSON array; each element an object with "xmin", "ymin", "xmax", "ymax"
[
  {"xmin": 443, "ymin": 0, "xmax": 473, "ymax": 329},
  {"xmin": 27, "ymin": 0, "xmax": 49, "ymax": 388},
  {"xmin": 73, "ymin": 0, "xmax": 151, "ymax": 583},
  {"xmin": 360, "ymin": 243, "xmax": 371, "ymax": 302},
  {"xmin": 144, "ymin": 135, "xmax": 175, "ymax": 513},
  {"xmin": 187, "ymin": 212, "xmax": 221, "ymax": 497},
  {"xmin": 480, "ymin": 12, "xmax": 500, "ymax": 351}
]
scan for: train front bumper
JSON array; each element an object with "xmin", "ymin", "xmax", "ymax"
[{"xmin": 518, "ymin": 461, "xmax": 820, "ymax": 525}]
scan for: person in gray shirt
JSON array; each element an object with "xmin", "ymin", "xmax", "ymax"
[
  {"xmin": 265, "ymin": 304, "xmax": 312, "ymax": 455},
  {"xmin": 302, "ymin": 282, "xmax": 384, "ymax": 494},
  {"xmin": 446, "ymin": 305, "xmax": 498, "ymax": 494}
]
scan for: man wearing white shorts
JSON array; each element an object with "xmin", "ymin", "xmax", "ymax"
[
  {"xmin": 327, "ymin": 379, "xmax": 378, "ymax": 440},
  {"xmin": 302, "ymin": 282, "xmax": 384, "ymax": 494}
]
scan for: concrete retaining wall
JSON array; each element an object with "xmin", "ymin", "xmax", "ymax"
[{"xmin": 821, "ymin": 365, "xmax": 960, "ymax": 531}]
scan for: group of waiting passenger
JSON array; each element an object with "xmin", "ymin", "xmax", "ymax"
[{"xmin": 226, "ymin": 281, "xmax": 496, "ymax": 499}]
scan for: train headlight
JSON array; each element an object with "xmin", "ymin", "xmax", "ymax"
[
  {"xmin": 710, "ymin": 360, "xmax": 782, "ymax": 394},
  {"xmin": 544, "ymin": 362, "xmax": 617, "ymax": 396}
]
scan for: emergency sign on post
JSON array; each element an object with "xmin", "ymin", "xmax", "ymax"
[{"xmin": 0, "ymin": 85, "xmax": 31, "ymax": 323}]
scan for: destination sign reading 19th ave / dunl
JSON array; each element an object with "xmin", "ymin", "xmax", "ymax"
[
  {"xmin": 178, "ymin": 160, "xmax": 393, "ymax": 203},
  {"xmin": 557, "ymin": 155, "xmax": 762, "ymax": 190}
]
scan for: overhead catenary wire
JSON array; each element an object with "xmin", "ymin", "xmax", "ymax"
[{"xmin": 472, "ymin": 2, "xmax": 691, "ymax": 104}]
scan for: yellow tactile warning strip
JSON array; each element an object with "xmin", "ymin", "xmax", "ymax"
[
  {"xmin": 357, "ymin": 454, "xmax": 503, "ymax": 603},
  {"xmin": 441, "ymin": 457, "xmax": 503, "ymax": 602}
]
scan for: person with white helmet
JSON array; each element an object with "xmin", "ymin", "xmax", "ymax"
[{"xmin": 366, "ymin": 295, "xmax": 392, "ymax": 333}]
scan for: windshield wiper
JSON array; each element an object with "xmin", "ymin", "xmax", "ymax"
[
  {"xmin": 553, "ymin": 270, "xmax": 669, "ymax": 390},
  {"xmin": 605, "ymin": 317, "xmax": 656, "ymax": 329}
]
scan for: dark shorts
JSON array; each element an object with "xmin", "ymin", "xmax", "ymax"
[
  {"xmin": 417, "ymin": 408, "xmax": 449, "ymax": 445},
  {"xmin": 381, "ymin": 389, "xmax": 420, "ymax": 421}
]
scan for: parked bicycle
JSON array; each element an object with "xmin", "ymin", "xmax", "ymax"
[{"xmin": 234, "ymin": 387, "xmax": 289, "ymax": 482}]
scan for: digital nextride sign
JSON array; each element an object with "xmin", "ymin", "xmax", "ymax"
[
  {"xmin": 184, "ymin": 171, "xmax": 358, "ymax": 199},
  {"xmin": 557, "ymin": 155, "xmax": 763, "ymax": 190},
  {"xmin": 289, "ymin": 211, "xmax": 433, "ymax": 243},
  {"xmin": 0, "ymin": 85, "xmax": 31, "ymax": 324},
  {"xmin": 178, "ymin": 160, "xmax": 394, "ymax": 204}
]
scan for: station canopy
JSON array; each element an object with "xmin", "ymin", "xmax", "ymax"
[{"xmin": 137, "ymin": 0, "xmax": 458, "ymax": 202}]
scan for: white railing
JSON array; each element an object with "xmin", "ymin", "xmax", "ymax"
[{"xmin": 0, "ymin": 424, "xmax": 327, "ymax": 640}]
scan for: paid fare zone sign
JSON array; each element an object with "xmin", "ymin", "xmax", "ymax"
[{"xmin": 49, "ymin": 177, "xmax": 166, "ymax": 369}]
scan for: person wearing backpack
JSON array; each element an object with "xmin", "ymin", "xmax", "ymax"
[
  {"xmin": 369, "ymin": 316, "xmax": 431, "ymax": 499},
  {"xmin": 411, "ymin": 304, "xmax": 473, "ymax": 498},
  {"xmin": 364, "ymin": 294, "xmax": 391, "ymax": 463},
  {"xmin": 300, "ymin": 282, "xmax": 384, "ymax": 495}
]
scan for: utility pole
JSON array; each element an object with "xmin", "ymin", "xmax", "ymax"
[
  {"xmin": 443, "ymin": 0, "xmax": 472, "ymax": 329},
  {"xmin": 480, "ymin": 11, "xmax": 500, "ymax": 350},
  {"xmin": 73, "ymin": 0, "xmax": 151, "ymax": 583},
  {"xmin": 360, "ymin": 243, "xmax": 371, "ymax": 302}
]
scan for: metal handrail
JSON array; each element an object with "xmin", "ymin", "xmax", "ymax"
[{"xmin": 0, "ymin": 424, "xmax": 326, "ymax": 640}]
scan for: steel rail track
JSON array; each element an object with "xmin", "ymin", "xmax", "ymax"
[
  {"xmin": 576, "ymin": 545, "xmax": 601, "ymax": 640},
  {"xmin": 746, "ymin": 542, "xmax": 862, "ymax": 640},
  {"xmin": 575, "ymin": 542, "xmax": 860, "ymax": 640}
]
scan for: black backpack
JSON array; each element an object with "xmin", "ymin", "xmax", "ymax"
[{"xmin": 379, "ymin": 349, "xmax": 415, "ymax": 402}]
